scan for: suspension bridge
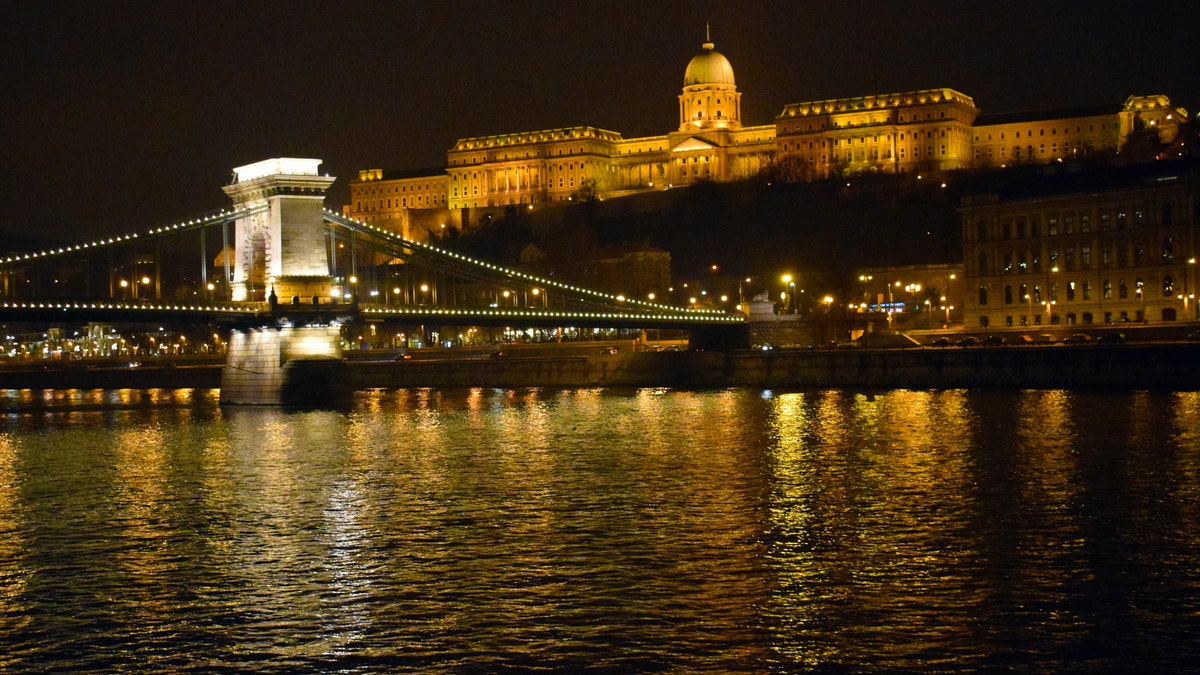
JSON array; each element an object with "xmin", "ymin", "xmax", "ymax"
[{"xmin": 1, "ymin": 158, "xmax": 746, "ymax": 403}]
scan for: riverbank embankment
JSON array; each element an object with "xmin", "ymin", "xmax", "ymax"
[{"xmin": 2, "ymin": 343, "xmax": 1198, "ymax": 392}]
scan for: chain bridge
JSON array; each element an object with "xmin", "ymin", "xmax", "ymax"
[{"xmin": 1, "ymin": 158, "xmax": 746, "ymax": 403}]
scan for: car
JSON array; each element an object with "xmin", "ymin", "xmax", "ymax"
[
  {"xmin": 930, "ymin": 337, "xmax": 952, "ymax": 348},
  {"xmin": 601, "ymin": 347, "xmax": 619, "ymax": 355},
  {"xmin": 956, "ymin": 336, "xmax": 979, "ymax": 347},
  {"xmin": 1096, "ymin": 333, "xmax": 1125, "ymax": 345},
  {"xmin": 1062, "ymin": 334, "xmax": 1090, "ymax": 345},
  {"xmin": 982, "ymin": 335, "xmax": 1006, "ymax": 346},
  {"xmin": 1186, "ymin": 330, "xmax": 1200, "ymax": 342},
  {"xmin": 490, "ymin": 350, "xmax": 506, "ymax": 359}
]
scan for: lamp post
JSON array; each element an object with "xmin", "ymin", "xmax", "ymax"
[
  {"xmin": 1188, "ymin": 258, "xmax": 1196, "ymax": 320},
  {"xmin": 782, "ymin": 274, "xmax": 795, "ymax": 313},
  {"xmin": 822, "ymin": 295, "xmax": 834, "ymax": 344},
  {"xmin": 945, "ymin": 273, "xmax": 956, "ymax": 324},
  {"xmin": 1045, "ymin": 266, "xmax": 1058, "ymax": 324},
  {"xmin": 858, "ymin": 274, "xmax": 874, "ymax": 310}
]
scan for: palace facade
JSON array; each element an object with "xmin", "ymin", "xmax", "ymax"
[{"xmin": 346, "ymin": 34, "xmax": 1188, "ymax": 243}]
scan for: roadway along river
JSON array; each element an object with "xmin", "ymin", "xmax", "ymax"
[{"xmin": 1, "ymin": 386, "xmax": 1198, "ymax": 673}]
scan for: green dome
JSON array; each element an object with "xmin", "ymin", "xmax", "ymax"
[{"xmin": 684, "ymin": 41, "xmax": 735, "ymax": 87}]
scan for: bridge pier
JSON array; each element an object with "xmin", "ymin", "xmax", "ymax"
[{"xmin": 219, "ymin": 325, "xmax": 349, "ymax": 406}]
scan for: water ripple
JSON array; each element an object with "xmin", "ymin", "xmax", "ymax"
[{"xmin": 0, "ymin": 388, "xmax": 1198, "ymax": 672}]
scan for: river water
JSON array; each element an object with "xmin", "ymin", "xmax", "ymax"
[{"xmin": 1, "ymin": 386, "xmax": 1198, "ymax": 673}]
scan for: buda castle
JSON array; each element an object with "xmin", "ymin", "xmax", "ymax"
[{"xmin": 346, "ymin": 33, "xmax": 1188, "ymax": 242}]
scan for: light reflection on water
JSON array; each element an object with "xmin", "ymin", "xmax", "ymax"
[{"xmin": 0, "ymin": 387, "xmax": 1198, "ymax": 673}]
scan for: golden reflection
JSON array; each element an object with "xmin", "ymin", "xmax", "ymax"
[
  {"xmin": 1015, "ymin": 391, "xmax": 1080, "ymax": 511},
  {"xmin": 764, "ymin": 389, "xmax": 992, "ymax": 667},
  {"xmin": 1170, "ymin": 392, "xmax": 1200, "ymax": 541},
  {"xmin": 0, "ymin": 434, "xmax": 29, "ymax": 615},
  {"xmin": 1171, "ymin": 392, "xmax": 1200, "ymax": 484},
  {"xmin": 357, "ymin": 389, "xmax": 386, "ymax": 416},
  {"xmin": 111, "ymin": 424, "xmax": 176, "ymax": 617}
]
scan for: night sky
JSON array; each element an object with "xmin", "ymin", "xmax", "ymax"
[{"xmin": 2, "ymin": 0, "xmax": 1196, "ymax": 242}]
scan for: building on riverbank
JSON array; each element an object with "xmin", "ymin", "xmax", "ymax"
[{"xmin": 960, "ymin": 159, "xmax": 1200, "ymax": 330}]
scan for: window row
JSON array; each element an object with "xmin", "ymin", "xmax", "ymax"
[
  {"xmin": 973, "ymin": 123, "xmax": 1107, "ymax": 142},
  {"xmin": 979, "ymin": 306, "xmax": 1181, "ymax": 329},
  {"xmin": 971, "ymin": 204, "xmax": 1177, "ymax": 242},
  {"xmin": 976, "ymin": 237, "xmax": 1181, "ymax": 274},
  {"xmin": 980, "ymin": 274, "xmax": 1184, "ymax": 306}
]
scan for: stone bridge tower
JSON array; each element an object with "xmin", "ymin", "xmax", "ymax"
[
  {"xmin": 219, "ymin": 158, "xmax": 345, "ymax": 406},
  {"xmin": 222, "ymin": 158, "xmax": 336, "ymax": 303}
]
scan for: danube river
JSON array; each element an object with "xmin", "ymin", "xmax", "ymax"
[{"xmin": 2, "ymin": 387, "xmax": 1199, "ymax": 673}]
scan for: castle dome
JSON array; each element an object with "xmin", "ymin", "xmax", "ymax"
[{"xmin": 684, "ymin": 39, "xmax": 735, "ymax": 87}]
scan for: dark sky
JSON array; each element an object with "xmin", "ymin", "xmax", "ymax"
[{"xmin": 2, "ymin": 0, "xmax": 1196, "ymax": 242}]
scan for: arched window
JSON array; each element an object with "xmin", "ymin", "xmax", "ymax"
[
  {"xmin": 977, "ymin": 251, "xmax": 989, "ymax": 275},
  {"xmin": 1163, "ymin": 275, "xmax": 1175, "ymax": 297},
  {"xmin": 978, "ymin": 286, "xmax": 989, "ymax": 306},
  {"xmin": 1004, "ymin": 285, "xmax": 1013, "ymax": 304},
  {"xmin": 1163, "ymin": 237, "xmax": 1175, "ymax": 260}
]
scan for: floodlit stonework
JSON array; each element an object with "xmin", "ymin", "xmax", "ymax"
[{"xmin": 345, "ymin": 34, "xmax": 1188, "ymax": 242}]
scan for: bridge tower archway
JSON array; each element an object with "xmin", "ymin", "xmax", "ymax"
[{"xmin": 222, "ymin": 158, "xmax": 336, "ymax": 302}]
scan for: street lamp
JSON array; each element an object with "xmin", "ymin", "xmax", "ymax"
[
  {"xmin": 782, "ymin": 274, "xmax": 795, "ymax": 313},
  {"xmin": 1187, "ymin": 258, "xmax": 1196, "ymax": 320},
  {"xmin": 858, "ymin": 274, "xmax": 874, "ymax": 310}
]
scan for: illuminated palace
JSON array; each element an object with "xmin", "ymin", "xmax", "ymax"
[{"xmin": 346, "ymin": 34, "xmax": 1187, "ymax": 241}]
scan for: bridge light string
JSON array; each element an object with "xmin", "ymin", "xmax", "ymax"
[
  {"xmin": 0, "ymin": 299, "xmax": 741, "ymax": 325},
  {"xmin": 0, "ymin": 300, "xmax": 256, "ymax": 314},
  {"xmin": 0, "ymin": 206, "xmax": 267, "ymax": 267},
  {"xmin": 323, "ymin": 210, "xmax": 741, "ymax": 321},
  {"xmin": 356, "ymin": 305, "xmax": 740, "ymax": 323}
]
